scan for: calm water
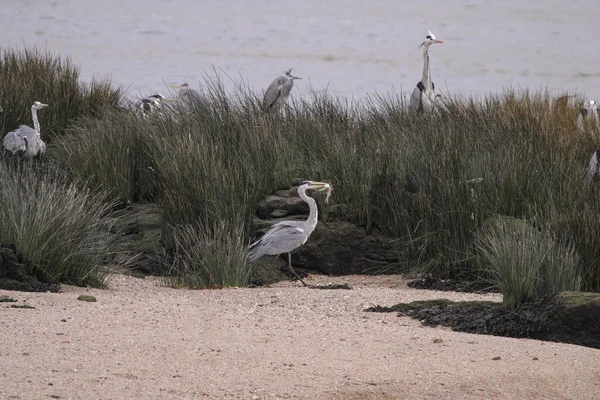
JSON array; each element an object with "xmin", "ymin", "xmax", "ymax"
[{"xmin": 2, "ymin": 1, "xmax": 600, "ymax": 102}]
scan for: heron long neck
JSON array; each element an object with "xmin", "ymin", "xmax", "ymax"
[
  {"xmin": 298, "ymin": 186, "xmax": 319, "ymax": 237},
  {"xmin": 421, "ymin": 44, "xmax": 433, "ymax": 92},
  {"xmin": 32, "ymin": 107, "xmax": 41, "ymax": 136}
]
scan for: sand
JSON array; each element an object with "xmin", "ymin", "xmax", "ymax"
[{"xmin": 1, "ymin": 274, "xmax": 599, "ymax": 400}]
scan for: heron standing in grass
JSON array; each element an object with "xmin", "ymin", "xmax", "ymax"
[
  {"xmin": 409, "ymin": 30, "xmax": 444, "ymax": 114},
  {"xmin": 577, "ymin": 100, "xmax": 599, "ymax": 135},
  {"xmin": 138, "ymin": 94, "xmax": 172, "ymax": 115},
  {"xmin": 263, "ymin": 69, "xmax": 302, "ymax": 111},
  {"xmin": 248, "ymin": 181, "xmax": 332, "ymax": 286},
  {"xmin": 586, "ymin": 146, "xmax": 600, "ymax": 183},
  {"xmin": 170, "ymin": 83, "xmax": 203, "ymax": 104},
  {"xmin": 2, "ymin": 101, "xmax": 49, "ymax": 159}
]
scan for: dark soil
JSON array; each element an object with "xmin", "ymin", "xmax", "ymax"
[
  {"xmin": 366, "ymin": 297, "xmax": 562, "ymax": 338},
  {"xmin": 366, "ymin": 293, "xmax": 600, "ymax": 349},
  {"xmin": 407, "ymin": 276, "xmax": 500, "ymax": 294},
  {"xmin": 0, "ymin": 244, "xmax": 59, "ymax": 293}
]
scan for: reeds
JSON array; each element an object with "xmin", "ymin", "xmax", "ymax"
[
  {"xmin": 0, "ymin": 47, "xmax": 123, "ymax": 143},
  {"xmin": 4, "ymin": 47, "xmax": 600, "ymax": 296},
  {"xmin": 0, "ymin": 164, "xmax": 116, "ymax": 287}
]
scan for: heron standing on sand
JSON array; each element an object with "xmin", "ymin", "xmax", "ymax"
[
  {"xmin": 409, "ymin": 30, "xmax": 444, "ymax": 113},
  {"xmin": 248, "ymin": 181, "xmax": 332, "ymax": 286},
  {"xmin": 263, "ymin": 69, "xmax": 302, "ymax": 111},
  {"xmin": 2, "ymin": 101, "xmax": 49, "ymax": 159}
]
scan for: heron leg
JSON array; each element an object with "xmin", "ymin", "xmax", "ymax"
[{"xmin": 287, "ymin": 252, "xmax": 308, "ymax": 287}]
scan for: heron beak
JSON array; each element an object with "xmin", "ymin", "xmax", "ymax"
[
  {"xmin": 309, "ymin": 181, "xmax": 333, "ymax": 202},
  {"xmin": 170, "ymin": 85, "xmax": 184, "ymax": 89},
  {"xmin": 434, "ymin": 39, "xmax": 444, "ymax": 43},
  {"xmin": 291, "ymin": 75, "xmax": 302, "ymax": 80},
  {"xmin": 40, "ymin": 103, "xmax": 49, "ymax": 108}
]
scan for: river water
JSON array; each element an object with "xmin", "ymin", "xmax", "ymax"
[{"xmin": 2, "ymin": 0, "xmax": 600, "ymax": 102}]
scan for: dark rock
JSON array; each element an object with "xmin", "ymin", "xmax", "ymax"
[
  {"xmin": 256, "ymin": 195, "xmax": 286, "ymax": 219},
  {"xmin": 77, "ymin": 295, "xmax": 97, "ymax": 302},
  {"xmin": 408, "ymin": 277, "xmax": 500, "ymax": 294},
  {"xmin": 270, "ymin": 209, "xmax": 290, "ymax": 218},
  {"xmin": 293, "ymin": 221, "xmax": 398, "ymax": 275},
  {"xmin": 537, "ymin": 291, "xmax": 600, "ymax": 349},
  {"xmin": 0, "ymin": 244, "xmax": 59, "ymax": 292},
  {"xmin": 104, "ymin": 203, "xmax": 164, "ymax": 275},
  {"xmin": 278, "ymin": 196, "xmax": 309, "ymax": 215},
  {"xmin": 366, "ymin": 291, "xmax": 600, "ymax": 349},
  {"xmin": 273, "ymin": 190, "xmax": 290, "ymax": 198}
]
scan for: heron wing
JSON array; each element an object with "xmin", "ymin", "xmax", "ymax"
[
  {"xmin": 39, "ymin": 139, "xmax": 47, "ymax": 155},
  {"xmin": 2, "ymin": 125, "xmax": 37, "ymax": 155},
  {"xmin": 3, "ymin": 131, "xmax": 26, "ymax": 154},
  {"xmin": 577, "ymin": 111, "xmax": 586, "ymax": 134},
  {"xmin": 279, "ymin": 79, "xmax": 294, "ymax": 98},
  {"xmin": 180, "ymin": 88, "xmax": 203, "ymax": 103},
  {"xmin": 409, "ymin": 84, "xmax": 422, "ymax": 112},
  {"xmin": 587, "ymin": 150, "xmax": 599, "ymax": 182},
  {"xmin": 263, "ymin": 76, "xmax": 285, "ymax": 109},
  {"xmin": 248, "ymin": 220, "xmax": 308, "ymax": 260}
]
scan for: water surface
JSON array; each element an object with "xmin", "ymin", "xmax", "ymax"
[{"xmin": 2, "ymin": 1, "xmax": 599, "ymax": 101}]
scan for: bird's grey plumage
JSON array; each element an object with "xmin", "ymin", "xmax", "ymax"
[
  {"xmin": 248, "ymin": 181, "xmax": 331, "ymax": 285},
  {"xmin": 2, "ymin": 101, "xmax": 49, "ymax": 160},
  {"xmin": 409, "ymin": 30, "xmax": 443, "ymax": 113},
  {"xmin": 171, "ymin": 83, "xmax": 203, "ymax": 104},
  {"xmin": 138, "ymin": 94, "xmax": 170, "ymax": 115},
  {"xmin": 577, "ymin": 100, "xmax": 599, "ymax": 135},
  {"xmin": 263, "ymin": 69, "xmax": 301, "ymax": 111},
  {"xmin": 587, "ymin": 148, "xmax": 600, "ymax": 183}
]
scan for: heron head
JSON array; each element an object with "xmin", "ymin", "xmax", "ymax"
[
  {"xmin": 419, "ymin": 30, "xmax": 443, "ymax": 48},
  {"xmin": 285, "ymin": 69, "xmax": 302, "ymax": 80},
  {"xmin": 149, "ymin": 93, "xmax": 173, "ymax": 102},
  {"xmin": 32, "ymin": 101, "xmax": 49, "ymax": 110}
]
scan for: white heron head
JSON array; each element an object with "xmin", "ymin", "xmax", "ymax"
[
  {"xmin": 32, "ymin": 101, "xmax": 49, "ymax": 110},
  {"xmin": 148, "ymin": 93, "xmax": 173, "ymax": 102},
  {"xmin": 589, "ymin": 100, "xmax": 597, "ymax": 109},
  {"xmin": 419, "ymin": 30, "xmax": 443, "ymax": 49},
  {"xmin": 285, "ymin": 69, "xmax": 302, "ymax": 80}
]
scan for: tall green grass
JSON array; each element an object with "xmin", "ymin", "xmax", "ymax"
[
  {"xmin": 164, "ymin": 215, "xmax": 252, "ymax": 288},
  {"xmin": 0, "ymin": 163, "xmax": 117, "ymax": 287},
  {"xmin": 49, "ymin": 109, "xmax": 157, "ymax": 205},
  {"xmin": 476, "ymin": 216, "xmax": 581, "ymax": 308},
  {"xmin": 45, "ymin": 69, "xmax": 600, "ymax": 292},
  {"xmin": 0, "ymin": 47, "xmax": 123, "ymax": 143}
]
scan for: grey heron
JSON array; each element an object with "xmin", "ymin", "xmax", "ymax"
[
  {"xmin": 263, "ymin": 68, "xmax": 302, "ymax": 111},
  {"xmin": 138, "ymin": 93, "xmax": 172, "ymax": 115},
  {"xmin": 2, "ymin": 101, "xmax": 49, "ymax": 160},
  {"xmin": 170, "ymin": 83, "xmax": 203, "ymax": 104},
  {"xmin": 248, "ymin": 180, "xmax": 332, "ymax": 286},
  {"xmin": 409, "ymin": 30, "xmax": 444, "ymax": 113},
  {"xmin": 586, "ymin": 146, "xmax": 600, "ymax": 183},
  {"xmin": 577, "ymin": 100, "xmax": 599, "ymax": 135}
]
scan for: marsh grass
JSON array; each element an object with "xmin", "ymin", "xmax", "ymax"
[
  {"xmin": 0, "ymin": 47, "xmax": 123, "ymax": 142},
  {"xmin": 49, "ymin": 109, "xmax": 157, "ymax": 205},
  {"xmin": 42, "ymin": 68, "xmax": 600, "ymax": 292},
  {"xmin": 164, "ymin": 215, "xmax": 252, "ymax": 289},
  {"xmin": 0, "ymin": 163, "xmax": 117, "ymax": 287},
  {"xmin": 476, "ymin": 216, "xmax": 581, "ymax": 308}
]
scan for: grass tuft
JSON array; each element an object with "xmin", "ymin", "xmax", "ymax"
[{"xmin": 0, "ymin": 163, "xmax": 117, "ymax": 287}]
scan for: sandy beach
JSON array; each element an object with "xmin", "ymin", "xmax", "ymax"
[{"xmin": 1, "ymin": 274, "xmax": 599, "ymax": 399}]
